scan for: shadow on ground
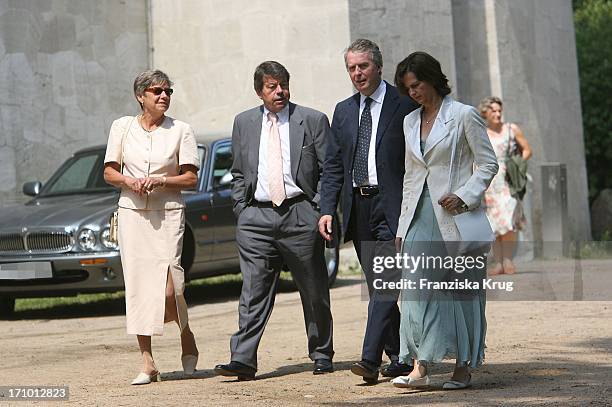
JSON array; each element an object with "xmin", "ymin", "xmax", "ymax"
[
  {"xmin": 3, "ymin": 276, "xmax": 362, "ymax": 321},
  {"xmin": 319, "ymin": 356, "xmax": 611, "ymax": 406}
]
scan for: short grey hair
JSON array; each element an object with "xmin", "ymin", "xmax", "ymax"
[
  {"xmin": 133, "ymin": 69, "xmax": 173, "ymax": 109},
  {"xmin": 344, "ymin": 38, "xmax": 383, "ymax": 69},
  {"xmin": 477, "ymin": 96, "xmax": 503, "ymax": 118}
]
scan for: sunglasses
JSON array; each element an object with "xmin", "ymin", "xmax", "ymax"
[{"xmin": 145, "ymin": 87, "xmax": 174, "ymax": 96}]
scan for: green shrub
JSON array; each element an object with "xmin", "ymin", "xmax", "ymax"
[{"xmin": 574, "ymin": 0, "xmax": 612, "ymax": 202}]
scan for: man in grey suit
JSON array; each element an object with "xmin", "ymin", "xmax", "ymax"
[{"xmin": 214, "ymin": 61, "xmax": 334, "ymax": 380}]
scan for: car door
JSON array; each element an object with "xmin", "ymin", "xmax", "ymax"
[
  {"xmin": 183, "ymin": 145, "xmax": 213, "ymax": 263},
  {"xmin": 207, "ymin": 141, "xmax": 237, "ymax": 261}
]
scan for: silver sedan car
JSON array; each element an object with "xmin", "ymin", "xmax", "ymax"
[{"xmin": 0, "ymin": 136, "xmax": 340, "ymax": 316}]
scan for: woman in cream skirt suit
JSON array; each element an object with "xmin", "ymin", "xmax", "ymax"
[
  {"xmin": 392, "ymin": 52, "xmax": 498, "ymax": 390},
  {"xmin": 104, "ymin": 70, "xmax": 200, "ymax": 385}
]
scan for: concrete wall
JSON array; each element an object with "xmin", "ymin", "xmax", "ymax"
[
  {"xmin": 492, "ymin": 0, "xmax": 590, "ymax": 241},
  {"xmin": 0, "ymin": 0, "xmax": 590, "ymax": 241},
  {"xmin": 349, "ymin": 0, "xmax": 457, "ymax": 94},
  {"xmin": 0, "ymin": 0, "xmax": 147, "ymax": 206},
  {"xmin": 149, "ymin": 0, "xmax": 352, "ymax": 134},
  {"xmin": 451, "ymin": 0, "xmax": 491, "ymax": 105}
]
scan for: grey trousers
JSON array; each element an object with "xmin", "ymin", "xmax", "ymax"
[{"xmin": 230, "ymin": 198, "xmax": 334, "ymax": 370}]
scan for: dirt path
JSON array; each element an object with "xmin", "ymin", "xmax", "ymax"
[{"xmin": 1, "ymin": 260, "xmax": 612, "ymax": 406}]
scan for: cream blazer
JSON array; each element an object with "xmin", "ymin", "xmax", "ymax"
[
  {"xmin": 396, "ymin": 96, "xmax": 498, "ymax": 241},
  {"xmin": 104, "ymin": 115, "xmax": 200, "ymax": 210}
]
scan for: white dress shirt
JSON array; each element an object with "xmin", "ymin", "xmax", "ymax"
[
  {"xmin": 254, "ymin": 104, "xmax": 303, "ymax": 202},
  {"xmin": 354, "ymin": 80, "xmax": 386, "ymax": 187}
]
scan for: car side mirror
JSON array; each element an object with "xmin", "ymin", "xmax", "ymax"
[
  {"xmin": 23, "ymin": 181, "xmax": 42, "ymax": 196},
  {"xmin": 219, "ymin": 172, "xmax": 233, "ymax": 187}
]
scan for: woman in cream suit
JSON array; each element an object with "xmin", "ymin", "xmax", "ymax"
[
  {"xmin": 391, "ymin": 53, "xmax": 498, "ymax": 389},
  {"xmin": 104, "ymin": 70, "xmax": 200, "ymax": 385}
]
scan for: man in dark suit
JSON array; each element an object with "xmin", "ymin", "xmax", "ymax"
[
  {"xmin": 319, "ymin": 39, "xmax": 418, "ymax": 383},
  {"xmin": 214, "ymin": 61, "xmax": 334, "ymax": 380}
]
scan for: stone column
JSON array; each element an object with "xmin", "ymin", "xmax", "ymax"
[{"xmin": 0, "ymin": 0, "xmax": 148, "ymax": 206}]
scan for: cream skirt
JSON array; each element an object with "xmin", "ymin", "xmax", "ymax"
[{"xmin": 118, "ymin": 207, "xmax": 189, "ymax": 336}]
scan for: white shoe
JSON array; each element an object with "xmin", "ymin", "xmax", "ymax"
[
  {"xmin": 442, "ymin": 376, "xmax": 472, "ymax": 390},
  {"xmin": 182, "ymin": 354, "xmax": 198, "ymax": 376},
  {"xmin": 131, "ymin": 371, "xmax": 161, "ymax": 385},
  {"xmin": 392, "ymin": 374, "xmax": 430, "ymax": 388}
]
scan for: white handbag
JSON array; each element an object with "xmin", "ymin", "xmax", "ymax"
[{"xmin": 447, "ymin": 119, "xmax": 494, "ymax": 254}]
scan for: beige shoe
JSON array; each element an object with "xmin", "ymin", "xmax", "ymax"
[
  {"xmin": 131, "ymin": 371, "xmax": 161, "ymax": 385},
  {"xmin": 182, "ymin": 354, "xmax": 198, "ymax": 376}
]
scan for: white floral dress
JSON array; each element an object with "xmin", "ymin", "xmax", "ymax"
[{"xmin": 485, "ymin": 124, "xmax": 517, "ymax": 235}]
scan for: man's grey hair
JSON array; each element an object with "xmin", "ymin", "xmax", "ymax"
[
  {"xmin": 133, "ymin": 69, "xmax": 173, "ymax": 109},
  {"xmin": 344, "ymin": 38, "xmax": 383, "ymax": 69}
]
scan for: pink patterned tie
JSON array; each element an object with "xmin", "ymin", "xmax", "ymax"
[{"xmin": 267, "ymin": 112, "xmax": 286, "ymax": 206}]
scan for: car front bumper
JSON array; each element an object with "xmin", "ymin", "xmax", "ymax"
[{"xmin": 0, "ymin": 251, "xmax": 124, "ymax": 298}]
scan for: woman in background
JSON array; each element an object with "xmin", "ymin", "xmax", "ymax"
[{"xmin": 479, "ymin": 96, "xmax": 532, "ymax": 275}]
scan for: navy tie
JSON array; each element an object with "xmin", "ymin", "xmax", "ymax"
[{"xmin": 353, "ymin": 97, "xmax": 373, "ymax": 186}]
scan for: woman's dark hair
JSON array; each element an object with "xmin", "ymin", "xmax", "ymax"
[{"xmin": 394, "ymin": 52, "xmax": 451, "ymax": 97}]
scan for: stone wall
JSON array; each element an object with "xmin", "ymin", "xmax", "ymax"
[
  {"xmin": 149, "ymin": 0, "xmax": 352, "ymax": 133},
  {"xmin": 492, "ymin": 0, "xmax": 590, "ymax": 241},
  {"xmin": 0, "ymin": 0, "xmax": 591, "ymax": 241},
  {"xmin": 0, "ymin": 0, "xmax": 147, "ymax": 206},
  {"xmin": 349, "ymin": 0, "xmax": 457, "ymax": 92}
]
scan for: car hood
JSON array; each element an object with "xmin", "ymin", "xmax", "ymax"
[{"xmin": 0, "ymin": 193, "xmax": 119, "ymax": 232}]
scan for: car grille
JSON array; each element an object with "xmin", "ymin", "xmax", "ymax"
[
  {"xmin": 0, "ymin": 231, "xmax": 73, "ymax": 254},
  {"xmin": 0, "ymin": 233, "xmax": 25, "ymax": 252}
]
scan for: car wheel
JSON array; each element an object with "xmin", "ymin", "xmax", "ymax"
[
  {"xmin": 324, "ymin": 245, "xmax": 339, "ymax": 287},
  {"xmin": 0, "ymin": 297, "xmax": 15, "ymax": 317}
]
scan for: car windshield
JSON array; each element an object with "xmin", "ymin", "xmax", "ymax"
[{"xmin": 39, "ymin": 150, "xmax": 115, "ymax": 197}]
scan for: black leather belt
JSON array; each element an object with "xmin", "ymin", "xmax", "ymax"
[
  {"xmin": 251, "ymin": 195, "xmax": 307, "ymax": 208},
  {"xmin": 354, "ymin": 185, "xmax": 379, "ymax": 197}
]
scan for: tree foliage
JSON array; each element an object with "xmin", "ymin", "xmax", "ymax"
[{"xmin": 573, "ymin": 0, "xmax": 612, "ymax": 201}]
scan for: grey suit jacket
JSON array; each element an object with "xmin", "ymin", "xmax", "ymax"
[{"xmin": 230, "ymin": 102, "xmax": 330, "ymax": 217}]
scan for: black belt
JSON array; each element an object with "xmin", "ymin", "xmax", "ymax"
[
  {"xmin": 354, "ymin": 185, "xmax": 379, "ymax": 197},
  {"xmin": 251, "ymin": 194, "xmax": 307, "ymax": 208}
]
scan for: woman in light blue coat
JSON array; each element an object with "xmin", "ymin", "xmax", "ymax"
[{"xmin": 392, "ymin": 52, "xmax": 498, "ymax": 389}]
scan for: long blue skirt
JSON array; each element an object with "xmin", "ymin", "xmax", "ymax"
[{"xmin": 399, "ymin": 187, "xmax": 486, "ymax": 367}]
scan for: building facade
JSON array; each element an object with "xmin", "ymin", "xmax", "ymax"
[{"xmin": 0, "ymin": 0, "xmax": 590, "ymax": 243}]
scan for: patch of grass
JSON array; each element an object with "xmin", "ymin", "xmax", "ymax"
[
  {"xmin": 338, "ymin": 261, "xmax": 362, "ymax": 276},
  {"xmin": 572, "ymin": 241, "xmax": 612, "ymax": 259},
  {"xmin": 187, "ymin": 272, "xmax": 243, "ymax": 287},
  {"xmin": 12, "ymin": 268, "xmax": 337, "ymax": 315},
  {"xmin": 15, "ymin": 292, "xmax": 125, "ymax": 312}
]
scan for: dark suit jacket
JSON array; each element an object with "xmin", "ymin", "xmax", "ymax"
[
  {"xmin": 231, "ymin": 102, "xmax": 330, "ymax": 217},
  {"xmin": 320, "ymin": 81, "xmax": 418, "ymax": 241}
]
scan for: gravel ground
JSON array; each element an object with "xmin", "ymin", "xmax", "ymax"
[{"xmin": 1, "ymin": 256, "xmax": 611, "ymax": 406}]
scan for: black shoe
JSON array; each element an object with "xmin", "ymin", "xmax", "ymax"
[
  {"xmin": 350, "ymin": 360, "xmax": 379, "ymax": 383},
  {"xmin": 214, "ymin": 361, "xmax": 256, "ymax": 381},
  {"xmin": 381, "ymin": 360, "xmax": 413, "ymax": 377},
  {"xmin": 313, "ymin": 359, "xmax": 334, "ymax": 375}
]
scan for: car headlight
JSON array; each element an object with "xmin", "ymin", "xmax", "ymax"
[
  {"xmin": 77, "ymin": 228, "xmax": 96, "ymax": 251},
  {"xmin": 100, "ymin": 227, "xmax": 118, "ymax": 250}
]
